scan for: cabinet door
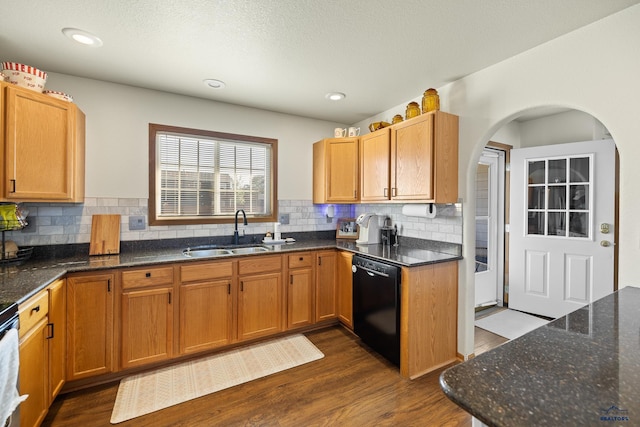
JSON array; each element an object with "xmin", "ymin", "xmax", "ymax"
[
  {"xmin": 238, "ymin": 272, "xmax": 283, "ymax": 341},
  {"xmin": 19, "ymin": 318, "xmax": 49, "ymax": 427},
  {"xmin": 47, "ymin": 279, "xmax": 66, "ymax": 404},
  {"xmin": 390, "ymin": 113, "xmax": 434, "ymax": 201},
  {"xmin": 314, "ymin": 138, "xmax": 359, "ymax": 203},
  {"xmin": 337, "ymin": 251, "xmax": 354, "ymax": 329},
  {"xmin": 287, "ymin": 268, "xmax": 314, "ymax": 329},
  {"xmin": 360, "ymin": 128, "xmax": 391, "ymax": 202},
  {"xmin": 121, "ymin": 287, "xmax": 173, "ymax": 369},
  {"xmin": 180, "ymin": 279, "xmax": 233, "ymax": 354},
  {"xmin": 67, "ymin": 274, "xmax": 114, "ymax": 380},
  {"xmin": 4, "ymin": 86, "xmax": 84, "ymax": 201},
  {"xmin": 316, "ymin": 251, "xmax": 337, "ymax": 322}
]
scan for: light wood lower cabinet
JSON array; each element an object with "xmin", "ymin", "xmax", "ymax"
[
  {"xmin": 400, "ymin": 261, "xmax": 458, "ymax": 379},
  {"xmin": 315, "ymin": 250, "xmax": 337, "ymax": 322},
  {"xmin": 179, "ymin": 260, "xmax": 234, "ymax": 354},
  {"xmin": 19, "ymin": 299, "xmax": 48, "ymax": 427},
  {"xmin": 18, "ymin": 278, "xmax": 66, "ymax": 427},
  {"xmin": 286, "ymin": 253, "xmax": 315, "ymax": 329},
  {"xmin": 47, "ymin": 279, "xmax": 66, "ymax": 403},
  {"xmin": 238, "ymin": 255, "xmax": 284, "ymax": 341},
  {"xmin": 121, "ymin": 287, "xmax": 173, "ymax": 369},
  {"xmin": 336, "ymin": 251, "xmax": 354, "ymax": 329},
  {"xmin": 66, "ymin": 273, "xmax": 115, "ymax": 380}
]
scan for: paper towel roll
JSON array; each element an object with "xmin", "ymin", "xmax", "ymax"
[{"xmin": 401, "ymin": 204, "xmax": 437, "ymax": 218}]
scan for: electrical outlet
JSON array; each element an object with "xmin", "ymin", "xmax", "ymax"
[
  {"xmin": 279, "ymin": 213, "xmax": 290, "ymax": 225},
  {"xmin": 129, "ymin": 215, "xmax": 146, "ymax": 231}
]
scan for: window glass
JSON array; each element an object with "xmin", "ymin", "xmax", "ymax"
[{"xmin": 149, "ymin": 124, "xmax": 277, "ymax": 225}]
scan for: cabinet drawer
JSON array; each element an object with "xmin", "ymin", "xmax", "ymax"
[
  {"xmin": 181, "ymin": 261, "xmax": 234, "ymax": 283},
  {"xmin": 18, "ymin": 290, "xmax": 49, "ymax": 338},
  {"xmin": 238, "ymin": 255, "xmax": 282, "ymax": 275},
  {"xmin": 122, "ymin": 266, "xmax": 174, "ymax": 289},
  {"xmin": 288, "ymin": 253, "xmax": 313, "ymax": 269}
]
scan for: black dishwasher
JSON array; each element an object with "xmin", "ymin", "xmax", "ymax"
[{"xmin": 352, "ymin": 255, "xmax": 401, "ymax": 367}]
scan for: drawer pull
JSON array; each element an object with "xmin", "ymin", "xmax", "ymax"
[
  {"xmin": 145, "ymin": 272, "xmax": 151, "ymax": 278},
  {"xmin": 299, "ymin": 257, "xmax": 304, "ymax": 261},
  {"xmin": 31, "ymin": 305, "xmax": 40, "ymax": 314}
]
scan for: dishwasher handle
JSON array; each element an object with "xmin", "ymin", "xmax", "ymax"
[{"xmin": 354, "ymin": 264, "xmax": 390, "ymax": 278}]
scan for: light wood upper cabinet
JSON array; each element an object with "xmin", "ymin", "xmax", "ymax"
[
  {"xmin": 1, "ymin": 83, "xmax": 85, "ymax": 202},
  {"xmin": 360, "ymin": 128, "xmax": 391, "ymax": 202},
  {"xmin": 313, "ymin": 137, "xmax": 359, "ymax": 203},
  {"xmin": 390, "ymin": 111, "xmax": 458, "ymax": 203},
  {"xmin": 314, "ymin": 111, "xmax": 458, "ymax": 205}
]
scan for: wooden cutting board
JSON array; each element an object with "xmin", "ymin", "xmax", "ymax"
[{"xmin": 89, "ymin": 214, "xmax": 121, "ymax": 255}]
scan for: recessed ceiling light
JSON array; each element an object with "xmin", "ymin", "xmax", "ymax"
[
  {"xmin": 62, "ymin": 28, "xmax": 103, "ymax": 47},
  {"xmin": 325, "ymin": 92, "xmax": 346, "ymax": 101},
  {"xmin": 204, "ymin": 79, "xmax": 226, "ymax": 89}
]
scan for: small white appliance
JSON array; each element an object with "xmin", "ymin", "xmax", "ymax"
[{"xmin": 355, "ymin": 213, "xmax": 380, "ymax": 245}]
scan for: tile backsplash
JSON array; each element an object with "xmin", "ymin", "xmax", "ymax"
[{"xmin": 5, "ymin": 198, "xmax": 462, "ymax": 246}]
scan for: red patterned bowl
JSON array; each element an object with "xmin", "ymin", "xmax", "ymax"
[{"xmin": 1, "ymin": 62, "xmax": 48, "ymax": 92}]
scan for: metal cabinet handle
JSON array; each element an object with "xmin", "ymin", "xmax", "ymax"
[
  {"xmin": 31, "ymin": 305, "xmax": 40, "ymax": 314},
  {"xmin": 10, "ymin": 179, "xmax": 16, "ymax": 193},
  {"xmin": 46, "ymin": 323, "xmax": 54, "ymax": 339},
  {"xmin": 145, "ymin": 272, "xmax": 151, "ymax": 278}
]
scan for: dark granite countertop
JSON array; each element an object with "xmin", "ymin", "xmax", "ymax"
[
  {"xmin": 1, "ymin": 236, "xmax": 461, "ymax": 308},
  {"xmin": 440, "ymin": 287, "xmax": 640, "ymax": 426}
]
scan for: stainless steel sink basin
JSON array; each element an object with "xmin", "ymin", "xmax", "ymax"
[
  {"xmin": 183, "ymin": 248, "xmax": 232, "ymax": 257},
  {"xmin": 183, "ymin": 245, "xmax": 269, "ymax": 257},
  {"xmin": 230, "ymin": 246, "xmax": 269, "ymax": 255}
]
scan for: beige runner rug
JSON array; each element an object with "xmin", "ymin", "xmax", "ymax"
[{"xmin": 110, "ymin": 334, "xmax": 324, "ymax": 424}]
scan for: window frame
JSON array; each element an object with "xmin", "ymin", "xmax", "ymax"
[{"xmin": 149, "ymin": 123, "xmax": 278, "ymax": 226}]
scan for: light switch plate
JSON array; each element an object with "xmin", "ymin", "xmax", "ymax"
[
  {"xmin": 129, "ymin": 215, "xmax": 146, "ymax": 231},
  {"xmin": 278, "ymin": 213, "xmax": 290, "ymax": 225}
]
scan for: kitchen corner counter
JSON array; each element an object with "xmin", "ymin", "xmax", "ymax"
[
  {"xmin": 440, "ymin": 286, "xmax": 640, "ymax": 427},
  {"xmin": 1, "ymin": 238, "xmax": 461, "ymax": 308}
]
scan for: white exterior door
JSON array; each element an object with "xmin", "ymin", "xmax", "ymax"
[
  {"xmin": 509, "ymin": 139, "xmax": 615, "ymax": 318},
  {"xmin": 475, "ymin": 149, "xmax": 505, "ymax": 307}
]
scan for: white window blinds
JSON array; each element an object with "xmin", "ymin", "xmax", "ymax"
[{"xmin": 156, "ymin": 132, "xmax": 272, "ymax": 218}]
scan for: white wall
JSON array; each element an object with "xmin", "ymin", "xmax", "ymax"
[
  {"xmin": 43, "ymin": 74, "xmax": 346, "ymax": 200},
  {"xmin": 519, "ymin": 110, "xmax": 609, "ymax": 147},
  {"xmin": 354, "ymin": 4, "xmax": 640, "ymax": 356}
]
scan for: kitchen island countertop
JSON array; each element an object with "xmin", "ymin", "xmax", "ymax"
[
  {"xmin": 440, "ymin": 286, "xmax": 640, "ymax": 426},
  {"xmin": 1, "ymin": 238, "xmax": 461, "ymax": 308}
]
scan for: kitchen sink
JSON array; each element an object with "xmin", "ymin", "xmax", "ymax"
[
  {"xmin": 183, "ymin": 248, "xmax": 233, "ymax": 257},
  {"xmin": 183, "ymin": 245, "xmax": 269, "ymax": 258},
  {"xmin": 230, "ymin": 246, "xmax": 269, "ymax": 254}
]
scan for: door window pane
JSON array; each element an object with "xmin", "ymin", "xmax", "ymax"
[
  {"xmin": 548, "ymin": 159, "xmax": 566, "ymax": 183},
  {"xmin": 475, "ymin": 219, "xmax": 488, "ymax": 273},
  {"xmin": 570, "ymin": 157, "xmax": 589, "ymax": 182},
  {"xmin": 526, "ymin": 156, "xmax": 591, "ymax": 239}
]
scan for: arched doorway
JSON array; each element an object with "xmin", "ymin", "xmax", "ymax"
[{"xmin": 471, "ymin": 108, "xmax": 618, "ymax": 345}]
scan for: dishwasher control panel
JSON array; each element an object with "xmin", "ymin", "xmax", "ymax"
[{"xmin": 352, "ymin": 255, "xmax": 399, "ymax": 277}]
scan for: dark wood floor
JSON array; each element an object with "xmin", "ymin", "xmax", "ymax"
[{"xmin": 43, "ymin": 326, "xmax": 507, "ymax": 427}]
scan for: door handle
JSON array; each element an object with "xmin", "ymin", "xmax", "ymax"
[{"xmin": 600, "ymin": 240, "xmax": 614, "ymax": 247}]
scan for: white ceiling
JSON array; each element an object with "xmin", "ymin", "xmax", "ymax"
[{"xmin": 2, "ymin": 0, "xmax": 638, "ymax": 124}]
